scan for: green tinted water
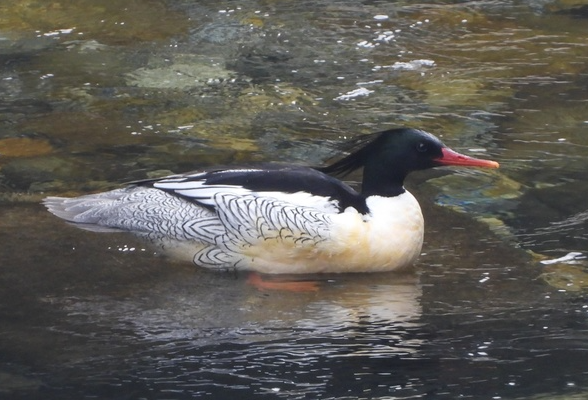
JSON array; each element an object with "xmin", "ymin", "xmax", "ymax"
[{"xmin": 1, "ymin": 0, "xmax": 588, "ymax": 398}]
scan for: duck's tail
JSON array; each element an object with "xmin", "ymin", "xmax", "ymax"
[{"xmin": 43, "ymin": 189, "xmax": 133, "ymax": 232}]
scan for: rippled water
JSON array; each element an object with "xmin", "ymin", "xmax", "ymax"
[{"xmin": 2, "ymin": 0, "xmax": 588, "ymax": 399}]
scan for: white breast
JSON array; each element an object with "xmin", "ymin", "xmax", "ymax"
[{"xmin": 319, "ymin": 192, "xmax": 425, "ymax": 273}]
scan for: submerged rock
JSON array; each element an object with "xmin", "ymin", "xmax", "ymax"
[
  {"xmin": 0, "ymin": 0, "xmax": 189, "ymax": 45},
  {"xmin": 540, "ymin": 263, "xmax": 588, "ymax": 292},
  {"xmin": 0, "ymin": 31, "xmax": 55, "ymax": 60},
  {"xmin": 1, "ymin": 156, "xmax": 85, "ymax": 191},
  {"xmin": 126, "ymin": 58, "xmax": 236, "ymax": 90},
  {"xmin": 0, "ymin": 137, "xmax": 54, "ymax": 158}
]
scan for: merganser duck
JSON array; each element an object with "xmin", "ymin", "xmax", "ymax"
[{"xmin": 44, "ymin": 128, "xmax": 498, "ymax": 274}]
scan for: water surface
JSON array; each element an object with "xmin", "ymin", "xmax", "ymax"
[{"xmin": 1, "ymin": 0, "xmax": 588, "ymax": 399}]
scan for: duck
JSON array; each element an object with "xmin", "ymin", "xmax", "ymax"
[{"xmin": 43, "ymin": 128, "xmax": 499, "ymax": 274}]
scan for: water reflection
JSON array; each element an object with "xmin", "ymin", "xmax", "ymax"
[{"xmin": 36, "ymin": 262, "xmax": 426, "ymax": 398}]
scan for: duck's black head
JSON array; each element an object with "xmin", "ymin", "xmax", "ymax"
[{"xmin": 319, "ymin": 128, "xmax": 499, "ymax": 197}]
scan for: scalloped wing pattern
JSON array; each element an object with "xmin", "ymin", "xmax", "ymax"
[
  {"xmin": 194, "ymin": 193, "xmax": 333, "ymax": 269},
  {"xmin": 45, "ymin": 186, "xmax": 336, "ymax": 270}
]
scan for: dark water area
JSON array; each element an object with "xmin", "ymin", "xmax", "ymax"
[{"xmin": 2, "ymin": 0, "xmax": 588, "ymax": 399}]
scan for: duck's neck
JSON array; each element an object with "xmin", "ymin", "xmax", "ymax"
[{"xmin": 360, "ymin": 163, "xmax": 407, "ymax": 198}]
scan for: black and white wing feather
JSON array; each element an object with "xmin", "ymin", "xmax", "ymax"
[
  {"xmin": 45, "ymin": 165, "xmax": 368, "ymax": 270},
  {"xmin": 145, "ymin": 167, "xmax": 348, "ymax": 269},
  {"xmin": 193, "ymin": 192, "xmax": 334, "ymax": 269},
  {"xmin": 147, "ymin": 165, "xmax": 367, "ymax": 213}
]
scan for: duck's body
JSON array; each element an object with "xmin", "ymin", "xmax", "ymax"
[{"xmin": 44, "ymin": 128, "xmax": 498, "ymax": 274}]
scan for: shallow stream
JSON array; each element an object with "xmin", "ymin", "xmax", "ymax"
[{"xmin": 1, "ymin": 1, "xmax": 588, "ymax": 399}]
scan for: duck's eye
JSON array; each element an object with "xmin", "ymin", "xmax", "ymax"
[{"xmin": 416, "ymin": 142, "xmax": 428, "ymax": 153}]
